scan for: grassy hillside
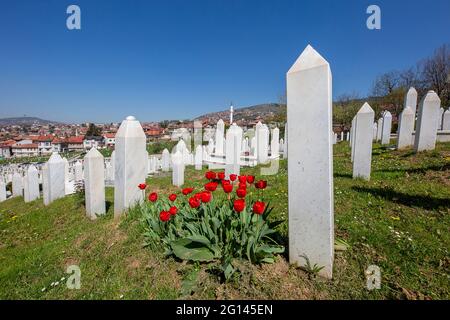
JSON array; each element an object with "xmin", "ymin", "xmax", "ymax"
[{"xmin": 0, "ymin": 142, "xmax": 449, "ymax": 299}]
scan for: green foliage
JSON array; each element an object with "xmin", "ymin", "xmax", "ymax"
[
  {"xmin": 137, "ymin": 188, "xmax": 284, "ymax": 281},
  {"xmin": 147, "ymin": 140, "xmax": 178, "ymax": 154}
]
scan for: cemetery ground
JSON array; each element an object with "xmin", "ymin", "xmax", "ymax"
[{"xmin": 0, "ymin": 142, "xmax": 449, "ymax": 300}]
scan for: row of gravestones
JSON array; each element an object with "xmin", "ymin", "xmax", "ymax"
[
  {"xmin": 5, "ymin": 45, "xmax": 418, "ymax": 279},
  {"xmin": 349, "ymin": 87, "xmax": 446, "ymax": 181}
]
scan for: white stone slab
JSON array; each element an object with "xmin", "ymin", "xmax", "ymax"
[
  {"xmin": 287, "ymin": 45, "xmax": 334, "ymax": 279},
  {"xmin": 12, "ymin": 172, "xmax": 23, "ymax": 198},
  {"xmin": 352, "ymin": 103, "xmax": 375, "ymax": 180},
  {"xmin": 43, "ymin": 153, "xmax": 66, "ymax": 205},
  {"xmin": 381, "ymin": 111, "xmax": 392, "ymax": 145},
  {"xmin": 24, "ymin": 165, "xmax": 40, "ymax": 202},
  {"xmin": 414, "ymin": 91, "xmax": 441, "ymax": 152},
  {"xmin": 84, "ymin": 148, "xmax": 106, "ymax": 219},
  {"xmin": 443, "ymin": 110, "xmax": 450, "ymax": 130},
  {"xmin": 397, "ymin": 106, "xmax": 415, "ymax": 150},
  {"xmin": 114, "ymin": 116, "xmax": 147, "ymax": 217},
  {"xmin": 172, "ymin": 151, "xmax": 184, "ymax": 187}
]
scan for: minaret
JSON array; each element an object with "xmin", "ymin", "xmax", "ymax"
[{"xmin": 229, "ymin": 103, "xmax": 234, "ymax": 124}]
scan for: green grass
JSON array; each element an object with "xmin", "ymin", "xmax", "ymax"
[{"xmin": 0, "ymin": 141, "xmax": 449, "ymax": 299}]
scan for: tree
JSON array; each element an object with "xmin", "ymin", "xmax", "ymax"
[
  {"xmin": 86, "ymin": 123, "xmax": 101, "ymax": 136},
  {"xmin": 419, "ymin": 44, "xmax": 450, "ymax": 107}
]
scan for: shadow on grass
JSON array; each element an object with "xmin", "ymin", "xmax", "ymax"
[
  {"xmin": 334, "ymin": 172, "xmax": 352, "ymax": 179},
  {"xmin": 352, "ymin": 186, "xmax": 450, "ymax": 210},
  {"xmin": 374, "ymin": 163, "xmax": 450, "ymax": 174}
]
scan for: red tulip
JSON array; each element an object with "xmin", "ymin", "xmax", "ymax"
[
  {"xmin": 233, "ymin": 199, "xmax": 245, "ymax": 212},
  {"xmin": 229, "ymin": 174, "xmax": 237, "ymax": 182},
  {"xmin": 194, "ymin": 192, "xmax": 203, "ymax": 200},
  {"xmin": 218, "ymin": 172, "xmax": 225, "ymax": 180},
  {"xmin": 253, "ymin": 201, "xmax": 265, "ymax": 215},
  {"xmin": 168, "ymin": 193, "xmax": 177, "ymax": 201},
  {"xmin": 148, "ymin": 192, "xmax": 158, "ymax": 202},
  {"xmin": 189, "ymin": 197, "xmax": 201, "ymax": 208},
  {"xmin": 169, "ymin": 206, "xmax": 178, "ymax": 215},
  {"xmin": 221, "ymin": 179, "xmax": 230, "ymax": 186},
  {"xmin": 200, "ymin": 191, "xmax": 211, "ymax": 203},
  {"xmin": 246, "ymin": 175, "xmax": 255, "ymax": 184},
  {"xmin": 159, "ymin": 211, "xmax": 170, "ymax": 222},
  {"xmin": 222, "ymin": 183, "xmax": 233, "ymax": 193},
  {"xmin": 236, "ymin": 188, "xmax": 247, "ymax": 198},
  {"xmin": 205, "ymin": 171, "xmax": 217, "ymax": 180},
  {"xmin": 205, "ymin": 181, "xmax": 218, "ymax": 192},
  {"xmin": 182, "ymin": 188, "xmax": 194, "ymax": 195},
  {"xmin": 255, "ymin": 180, "xmax": 267, "ymax": 189},
  {"xmin": 138, "ymin": 183, "xmax": 147, "ymax": 190},
  {"xmin": 238, "ymin": 175, "xmax": 247, "ymax": 184},
  {"xmin": 238, "ymin": 182, "xmax": 247, "ymax": 190}
]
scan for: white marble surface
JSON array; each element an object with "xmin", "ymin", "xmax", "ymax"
[
  {"xmin": 404, "ymin": 87, "xmax": 418, "ymax": 118},
  {"xmin": 12, "ymin": 172, "xmax": 23, "ymax": 198},
  {"xmin": 381, "ymin": 111, "xmax": 392, "ymax": 145},
  {"xmin": 194, "ymin": 145, "xmax": 203, "ymax": 170},
  {"xmin": 287, "ymin": 45, "xmax": 334, "ymax": 279},
  {"xmin": 24, "ymin": 165, "xmax": 40, "ymax": 202},
  {"xmin": 0, "ymin": 179, "xmax": 6, "ymax": 202},
  {"xmin": 414, "ymin": 91, "xmax": 441, "ymax": 152},
  {"xmin": 397, "ymin": 106, "xmax": 415, "ymax": 150},
  {"xmin": 114, "ymin": 116, "xmax": 147, "ymax": 217},
  {"xmin": 372, "ymin": 123, "xmax": 377, "ymax": 141},
  {"xmin": 225, "ymin": 123, "xmax": 243, "ymax": 179},
  {"xmin": 353, "ymin": 103, "xmax": 375, "ymax": 180},
  {"xmin": 84, "ymin": 148, "xmax": 106, "ymax": 219},
  {"xmin": 74, "ymin": 161, "xmax": 83, "ymax": 181},
  {"xmin": 215, "ymin": 119, "xmax": 225, "ymax": 156},
  {"xmin": 256, "ymin": 123, "xmax": 269, "ymax": 164},
  {"xmin": 443, "ymin": 110, "xmax": 450, "ymax": 130},
  {"xmin": 376, "ymin": 117, "xmax": 383, "ymax": 141},
  {"xmin": 172, "ymin": 151, "xmax": 184, "ymax": 187},
  {"xmin": 161, "ymin": 149, "xmax": 170, "ymax": 171},
  {"xmin": 271, "ymin": 127, "xmax": 280, "ymax": 157},
  {"xmin": 43, "ymin": 153, "xmax": 66, "ymax": 205}
]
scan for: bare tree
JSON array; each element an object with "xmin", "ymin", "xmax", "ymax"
[{"xmin": 419, "ymin": 44, "xmax": 450, "ymax": 106}]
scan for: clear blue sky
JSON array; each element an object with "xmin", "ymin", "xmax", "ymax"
[{"xmin": 0, "ymin": 0, "xmax": 449, "ymax": 123}]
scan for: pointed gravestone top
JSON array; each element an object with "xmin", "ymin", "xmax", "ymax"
[
  {"xmin": 407, "ymin": 87, "xmax": 417, "ymax": 96},
  {"xmin": 423, "ymin": 90, "xmax": 440, "ymax": 103},
  {"xmin": 162, "ymin": 148, "xmax": 169, "ymax": 155},
  {"xmin": 359, "ymin": 102, "xmax": 374, "ymax": 114},
  {"xmin": 403, "ymin": 106, "xmax": 414, "ymax": 115},
  {"xmin": 48, "ymin": 152, "xmax": 63, "ymax": 163},
  {"xmin": 85, "ymin": 147, "xmax": 103, "ymax": 159},
  {"xmin": 28, "ymin": 165, "xmax": 38, "ymax": 173},
  {"xmin": 116, "ymin": 116, "xmax": 146, "ymax": 138},
  {"xmin": 383, "ymin": 111, "xmax": 392, "ymax": 118},
  {"xmin": 287, "ymin": 44, "xmax": 329, "ymax": 74}
]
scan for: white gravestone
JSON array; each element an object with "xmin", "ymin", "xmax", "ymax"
[
  {"xmin": 0, "ymin": 179, "xmax": 7, "ymax": 202},
  {"xmin": 194, "ymin": 145, "xmax": 203, "ymax": 170},
  {"xmin": 161, "ymin": 149, "xmax": 170, "ymax": 172},
  {"xmin": 381, "ymin": 111, "xmax": 392, "ymax": 145},
  {"xmin": 12, "ymin": 172, "xmax": 23, "ymax": 198},
  {"xmin": 24, "ymin": 165, "xmax": 40, "ymax": 202},
  {"xmin": 287, "ymin": 45, "xmax": 334, "ymax": 279},
  {"xmin": 74, "ymin": 161, "xmax": 83, "ymax": 181},
  {"xmin": 43, "ymin": 153, "xmax": 65, "ymax": 205},
  {"xmin": 376, "ymin": 117, "xmax": 383, "ymax": 142},
  {"xmin": 397, "ymin": 106, "xmax": 415, "ymax": 150},
  {"xmin": 442, "ymin": 109, "xmax": 450, "ymax": 130},
  {"xmin": 438, "ymin": 108, "xmax": 444, "ymax": 130},
  {"xmin": 404, "ymin": 87, "xmax": 418, "ymax": 126},
  {"xmin": 110, "ymin": 151, "xmax": 116, "ymax": 181},
  {"xmin": 256, "ymin": 123, "xmax": 269, "ymax": 164},
  {"xmin": 84, "ymin": 148, "xmax": 106, "ymax": 219},
  {"xmin": 114, "ymin": 116, "xmax": 147, "ymax": 217},
  {"xmin": 225, "ymin": 123, "xmax": 243, "ymax": 178},
  {"xmin": 414, "ymin": 91, "xmax": 441, "ymax": 152},
  {"xmin": 352, "ymin": 103, "xmax": 375, "ymax": 180},
  {"xmin": 372, "ymin": 123, "xmax": 377, "ymax": 141},
  {"xmin": 171, "ymin": 151, "xmax": 184, "ymax": 187},
  {"xmin": 271, "ymin": 127, "xmax": 280, "ymax": 157},
  {"xmin": 215, "ymin": 119, "xmax": 225, "ymax": 156}
]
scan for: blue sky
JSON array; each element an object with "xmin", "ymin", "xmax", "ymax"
[{"xmin": 0, "ymin": 0, "xmax": 449, "ymax": 123}]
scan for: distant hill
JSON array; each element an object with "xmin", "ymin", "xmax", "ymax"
[
  {"xmin": 195, "ymin": 103, "xmax": 285, "ymax": 122},
  {"xmin": 0, "ymin": 117, "xmax": 62, "ymax": 126}
]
